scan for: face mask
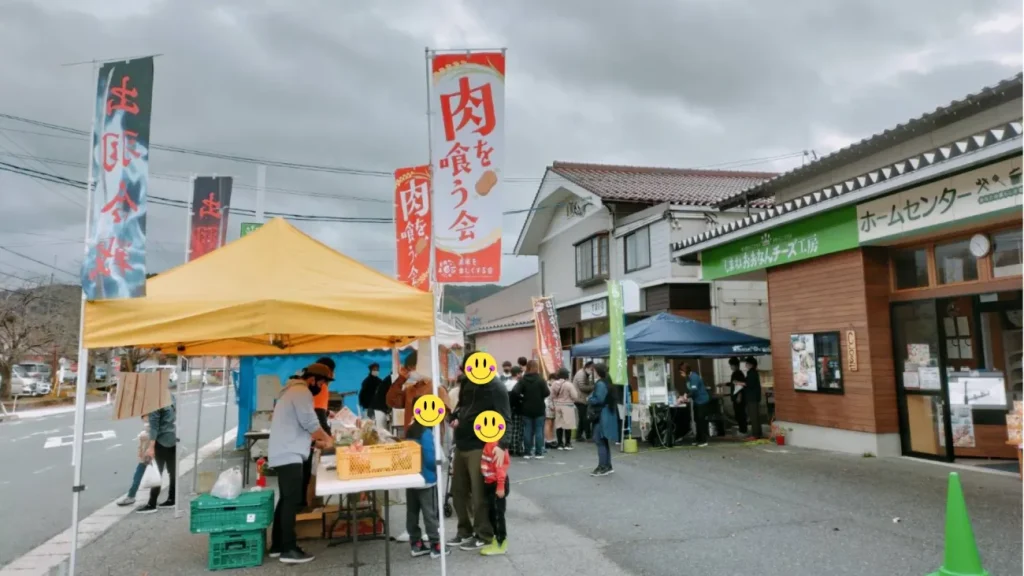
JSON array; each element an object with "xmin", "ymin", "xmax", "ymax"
[
  {"xmin": 406, "ymin": 371, "xmax": 422, "ymax": 383},
  {"xmin": 308, "ymin": 382, "xmax": 323, "ymax": 396},
  {"xmin": 503, "ymin": 370, "xmax": 511, "ymax": 376},
  {"xmin": 370, "ymin": 371, "xmax": 379, "ymax": 377}
]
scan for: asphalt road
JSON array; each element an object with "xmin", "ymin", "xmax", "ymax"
[{"xmin": 0, "ymin": 385, "xmax": 237, "ymax": 567}]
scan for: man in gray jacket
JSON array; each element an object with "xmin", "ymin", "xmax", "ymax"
[
  {"xmin": 268, "ymin": 364, "xmax": 334, "ymax": 564},
  {"xmin": 573, "ymin": 362, "xmax": 595, "ymax": 441}
]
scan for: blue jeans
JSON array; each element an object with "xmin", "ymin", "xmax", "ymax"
[
  {"xmin": 596, "ymin": 438, "xmax": 612, "ymax": 469},
  {"xmin": 522, "ymin": 416, "xmax": 546, "ymax": 456},
  {"xmin": 127, "ymin": 462, "xmax": 146, "ymax": 498}
]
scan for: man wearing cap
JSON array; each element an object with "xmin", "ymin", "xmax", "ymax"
[
  {"xmin": 268, "ymin": 363, "xmax": 335, "ymax": 565},
  {"xmin": 312, "ymin": 356, "xmax": 336, "ymax": 431}
]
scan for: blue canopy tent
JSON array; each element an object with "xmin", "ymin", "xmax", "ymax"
[
  {"xmin": 571, "ymin": 312, "xmax": 770, "ymax": 358},
  {"xmin": 235, "ymin": 349, "xmax": 414, "ymax": 447}
]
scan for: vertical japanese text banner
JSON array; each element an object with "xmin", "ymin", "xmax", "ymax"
[
  {"xmin": 394, "ymin": 166, "xmax": 432, "ymax": 291},
  {"xmin": 81, "ymin": 57, "xmax": 155, "ymax": 300},
  {"xmin": 189, "ymin": 176, "xmax": 234, "ymax": 261},
  {"xmin": 429, "ymin": 50, "xmax": 505, "ymax": 284},
  {"xmin": 607, "ymin": 280, "xmax": 627, "ymax": 386},
  {"xmin": 532, "ymin": 297, "xmax": 563, "ymax": 375}
]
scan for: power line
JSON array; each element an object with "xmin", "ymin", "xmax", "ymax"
[{"xmin": 0, "ymin": 246, "xmax": 77, "ymax": 278}]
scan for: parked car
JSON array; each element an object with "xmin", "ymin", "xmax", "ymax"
[
  {"xmin": 139, "ymin": 365, "xmax": 180, "ymax": 388},
  {"xmin": 18, "ymin": 362, "xmax": 52, "ymax": 384},
  {"xmin": 2, "ymin": 365, "xmax": 41, "ymax": 397}
]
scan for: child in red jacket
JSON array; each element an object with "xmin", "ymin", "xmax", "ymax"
[{"xmin": 479, "ymin": 440, "xmax": 510, "ymax": 555}]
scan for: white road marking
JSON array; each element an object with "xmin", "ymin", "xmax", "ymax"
[
  {"xmin": 105, "ymin": 443, "xmax": 123, "ymax": 451},
  {"xmin": 43, "ymin": 430, "xmax": 117, "ymax": 449},
  {"xmin": 203, "ymin": 402, "xmax": 226, "ymax": 408},
  {"xmin": 33, "ymin": 466, "xmax": 54, "ymax": 475},
  {"xmin": 13, "ymin": 428, "xmax": 60, "ymax": 442}
]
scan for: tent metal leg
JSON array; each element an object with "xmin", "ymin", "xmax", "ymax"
[
  {"xmin": 191, "ymin": 358, "xmax": 206, "ymax": 495},
  {"xmin": 68, "ymin": 337, "xmax": 90, "ymax": 576},
  {"xmin": 219, "ymin": 357, "xmax": 230, "ymax": 472}
]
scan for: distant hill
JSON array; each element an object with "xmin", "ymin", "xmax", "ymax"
[{"xmin": 441, "ymin": 284, "xmax": 502, "ymax": 313}]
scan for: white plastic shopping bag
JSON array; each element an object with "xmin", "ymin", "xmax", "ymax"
[
  {"xmin": 210, "ymin": 466, "xmax": 243, "ymax": 500},
  {"xmin": 139, "ymin": 462, "xmax": 163, "ymax": 491}
]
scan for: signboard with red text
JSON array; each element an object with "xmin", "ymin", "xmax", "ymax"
[
  {"xmin": 81, "ymin": 57, "xmax": 154, "ymax": 300},
  {"xmin": 394, "ymin": 165, "xmax": 432, "ymax": 291},
  {"xmin": 429, "ymin": 50, "xmax": 505, "ymax": 283}
]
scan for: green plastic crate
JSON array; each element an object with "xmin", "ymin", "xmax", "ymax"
[
  {"xmin": 208, "ymin": 530, "xmax": 264, "ymax": 571},
  {"xmin": 190, "ymin": 490, "xmax": 274, "ymax": 534}
]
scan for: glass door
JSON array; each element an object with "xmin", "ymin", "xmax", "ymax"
[{"xmin": 893, "ymin": 300, "xmax": 953, "ymax": 461}]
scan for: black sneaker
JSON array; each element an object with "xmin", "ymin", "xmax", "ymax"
[
  {"xmin": 430, "ymin": 543, "xmax": 451, "ymax": 558},
  {"xmin": 135, "ymin": 504, "xmax": 158, "ymax": 514},
  {"xmin": 459, "ymin": 538, "xmax": 487, "ymax": 551},
  {"xmin": 590, "ymin": 466, "xmax": 604, "ymax": 477},
  {"xmin": 601, "ymin": 466, "xmax": 615, "ymax": 476},
  {"xmin": 158, "ymin": 499, "xmax": 175, "ymax": 508},
  {"xmin": 446, "ymin": 535, "xmax": 473, "ymax": 547},
  {"xmin": 410, "ymin": 540, "xmax": 431, "ymax": 557},
  {"xmin": 279, "ymin": 549, "xmax": 315, "ymax": 564},
  {"xmin": 267, "ymin": 548, "xmax": 282, "ymax": 559}
]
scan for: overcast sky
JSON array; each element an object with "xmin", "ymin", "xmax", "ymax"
[{"xmin": 0, "ymin": 0, "xmax": 1020, "ymax": 289}]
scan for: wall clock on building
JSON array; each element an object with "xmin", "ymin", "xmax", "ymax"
[{"xmin": 969, "ymin": 233, "xmax": 991, "ymax": 259}]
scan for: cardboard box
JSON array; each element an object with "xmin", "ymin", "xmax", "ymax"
[
  {"xmin": 112, "ymin": 371, "xmax": 172, "ymax": 420},
  {"xmin": 293, "ymin": 504, "xmax": 383, "ymax": 540},
  {"xmin": 256, "ymin": 375, "xmax": 281, "ymax": 412}
]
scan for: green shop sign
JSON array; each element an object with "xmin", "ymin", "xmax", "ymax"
[
  {"xmin": 701, "ymin": 205, "xmax": 858, "ymax": 280},
  {"xmin": 240, "ymin": 222, "xmax": 263, "ymax": 237}
]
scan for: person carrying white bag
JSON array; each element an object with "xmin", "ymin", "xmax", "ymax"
[{"xmin": 136, "ymin": 394, "xmax": 177, "ymax": 514}]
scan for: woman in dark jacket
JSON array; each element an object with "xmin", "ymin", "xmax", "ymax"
[
  {"xmin": 588, "ymin": 363, "xmax": 617, "ymax": 476},
  {"xmin": 512, "ymin": 360, "xmax": 550, "ymax": 459}
]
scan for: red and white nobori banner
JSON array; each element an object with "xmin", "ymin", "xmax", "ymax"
[
  {"xmin": 429, "ymin": 50, "xmax": 505, "ymax": 284},
  {"xmin": 394, "ymin": 165, "xmax": 432, "ymax": 291},
  {"xmin": 532, "ymin": 297, "xmax": 563, "ymax": 376}
]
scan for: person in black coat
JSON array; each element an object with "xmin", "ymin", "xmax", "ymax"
[
  {"xmin": 358, "ymin": 363, "xmax": 383, "ymax": 415},
  {"xmin": 512, "ymin": 360, "xmax": 550, "ymax": 459},
  {"xmin": 743, "ymin": 357, "xmax": 763, "ymax": 439},
  {"xmin": 728, "ymin": 357, "xmax": 748, "ymax": 435}
]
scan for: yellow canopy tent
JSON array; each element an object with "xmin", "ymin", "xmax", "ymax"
[{"xmin": 83, "ymin": 217, "xmax": 435, "ymax": 356}]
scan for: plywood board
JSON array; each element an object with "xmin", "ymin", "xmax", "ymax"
[{"xmin": 113, "ymin": 371, "xmax": 172, "ymax": 420}]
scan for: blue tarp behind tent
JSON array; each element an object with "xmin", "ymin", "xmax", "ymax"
[
  {"xmin": 236, "ymin": 349, "xmax": 414, "ymax": 448},
  {"xmin": 570, "ymin": 312, "xmax": 771, "ymax": 358}
]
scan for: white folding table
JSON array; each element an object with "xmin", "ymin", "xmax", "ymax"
[{"xmin": 316, "ymin": 455, "xmax": 426, "ymax": 575}]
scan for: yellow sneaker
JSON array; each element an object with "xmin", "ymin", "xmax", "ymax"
[
  {"xmin": 499, "ymin": 540, "xmax": 508, "ymax": 554},
  {"xmin": 479, "ymin": 540, "xmax": 506, "ymax": 556}
]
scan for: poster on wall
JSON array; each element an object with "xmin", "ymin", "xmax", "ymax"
[
  {"xmin": 918, "ymin": 367, "xmax": 942, "ymax": 391},
  {"xmin": 950, "ymin": 405, "xmax": 976, "ymax": 448},
  {"xmin": 81, "ymin": 56, "xmax": 155, "ymax": 300},
  {"xmin": 429, "ymin": 50, "xmax": 505, "ymax": 283},
  {"xmin": 790, "ymin": 334, "xmax": 818, "ymax": 391}
]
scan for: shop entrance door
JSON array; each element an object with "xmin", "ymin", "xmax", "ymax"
[{"xmin": 893, "ymin": 300, "xmax": 954, "ymax": 461}]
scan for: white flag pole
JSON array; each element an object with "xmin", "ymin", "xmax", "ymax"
[
  {"xmin": 68, "ymin": 61, "xmax": 99, "ymax": 576},
  {"xmin": 424, "ymin": 47, "xmax": 448, "ymax": 576}
]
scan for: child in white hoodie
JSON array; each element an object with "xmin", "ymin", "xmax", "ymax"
[{"xmin": 116, "ymin": 417, "xmax": 150, "ymax": 506}]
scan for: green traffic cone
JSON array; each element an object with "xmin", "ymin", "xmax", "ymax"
[{"xmin": 927, "ymin": 472, "xmax": 989, "ymax": 576}]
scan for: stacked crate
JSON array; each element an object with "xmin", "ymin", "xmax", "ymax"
[{"xmin": 190, "ymin": 491, "xmax": 275, "ymax": 571}]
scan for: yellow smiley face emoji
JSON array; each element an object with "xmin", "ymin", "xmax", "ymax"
[
  {"xmin": 464, "ymin": 352, "xmax": 498, "ymax": 385},
  {"xmin": 473, "ymin": 410, "xmax": 506, "ymax": 443},
  {"xmin": 412, "ymin": 394, "xmax": 445, "ymax": 427}
]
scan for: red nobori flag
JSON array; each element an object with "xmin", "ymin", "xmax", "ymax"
[
  {"xmin": 394, "ymin": 166, "xmax": 432, "ymax": 291},
  {"xmin": 532, "ymin": 297, "xmax": 563, "ymax": 375},
  {"xmin": 429, "ymin": 50, "xmax": 505, "ymax": 284},
  {"xmin": 189, "ymin": 176, "xmax": 233, "ymax": 261}
]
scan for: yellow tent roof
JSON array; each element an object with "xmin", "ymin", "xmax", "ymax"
[{"xmin": 84, "ymin": 218, "xmax": 435, "ymax": 356}]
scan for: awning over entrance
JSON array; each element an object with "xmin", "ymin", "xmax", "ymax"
[{"xmin": 570, "ymin": 312, "xmax": 770, "ymax": 358}]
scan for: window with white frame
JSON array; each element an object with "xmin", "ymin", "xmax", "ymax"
[
  {"xmin": 575, "ymin": 233, "xmax": 610, "ymax": 286},
  {"xmin": 624, "ymin": 226, "xmax": 651, "ymax": 273}
]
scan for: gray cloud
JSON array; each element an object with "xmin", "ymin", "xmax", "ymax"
[{"xmin": 0, "ymin": 0, "xmax": 1019, "ymax": 288}]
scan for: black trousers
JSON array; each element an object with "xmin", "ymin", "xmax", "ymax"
[
  {"xmin": 575, "ymin": 403, "xmax": 591, "ymax": 440},
  {"xmin": 271, "ymin": 463, "xmax": 305, "ymax": 553},
  {"xmin": 147, "ymin": 442, "xmax": 176, "ymax": 507},
  {"xmin": 484, "ymin": 478, "xmax": 509, "ymax": 544},
  {"xmin": 555, "ymin": 429, "xmax": 573, "ymax": 447},
  {"xmin": 301, "ymin": 409, "xmax": 331, "ymax": 506},
  {"xmin": 693, "ymin": 403, "xmax": 709, "ymax": 444},
  {"xmin": 747, "ymin": 402, "xmax": 763, "ymax": 439},
  {"xmin": 733, "ymin": 394, "xmax": 748, "ymax": 434}
]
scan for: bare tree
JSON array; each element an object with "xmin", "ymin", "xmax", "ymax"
[
  {"xmin": 121, "ymin": 346, "xmax": 154, "ymax": 372},
  {"xmin": 0, "ymin": 281, "xmax": 78, "ymax": 399}
]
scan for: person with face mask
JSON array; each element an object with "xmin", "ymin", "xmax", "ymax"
[
  {"xmin": 385, "ymin": 351, "xmax": 451, "ymax": 436},
  {"xmin": 359, "ymin": 363, "xmax": 385, "ymax": 424},
  {"xmin": 573, "ymin": 362, "xmax": 596, "ymax": 442},
  {"xmin": 268, "ymin": 363, "xmax": 335, "ymax": 564}
]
